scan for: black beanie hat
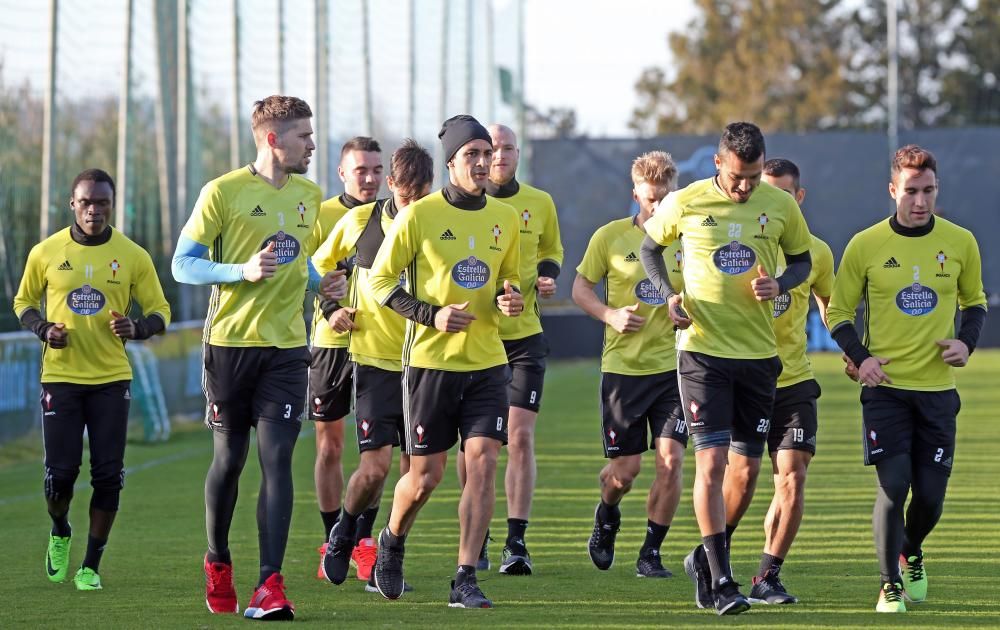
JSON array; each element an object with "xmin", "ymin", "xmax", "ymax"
[{"xmin": 438, "ymin": 114, "xmax": 492, "ymax": 163}]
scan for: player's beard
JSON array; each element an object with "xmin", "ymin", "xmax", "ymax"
[{"xmin": 283, "ymin": 154, "xmax": 310, "ymax": 175}]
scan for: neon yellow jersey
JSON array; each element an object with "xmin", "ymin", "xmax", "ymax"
[
  {"xmin": 310, "ymin": 195, "xmax": 354, "ymax": 349},
  {"xmin": 181, "ymin": 166, "xmax": 323, "ymax": 348},
  {"xmin": 492, "ymin": 183, "xmax": 563, "ymax": 341},
  {"xmin": 828, "ymin": 216, "xmax": 986, "ymax": 391},
  {"xmin": 773, "ymin": 235, "xmax": 835, "ymax": 387},
  {"xmin": 369, "ymin": 190, "xmax": 521, "ymax": 372},
  {"xmin": 643, "ymin": 178, "xmax": 811, "ymax": 359},
  {"xmin": 577, "ymin": 217, "xmax": 683, "ymax": 375},
  {"xmin": 313, "ymin": 200, "xmax": 406, "ymax": 372},
  {"xmin": 13, "ymin": 228, "xmax": 171, "ymax": 384}
]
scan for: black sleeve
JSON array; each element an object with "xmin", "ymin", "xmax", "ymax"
[
  {"xmin": 775, "ymin": 250, "xmax": 812, "ymax": 294},
  {"xmin": 830, "ymin": 321, "xmax": 872, "ymax": 366},
  {"xmin": 319, "ymin": 298, "xmax": 341, "ymax": 320},
  {"xmin": 639, "ymin": 235, "xmax": 677, "ymax": 300},
  {"xmin": 19, "ymin": 307, "xmax": 53, "ymax": 342},
  {"xmin": 130, "ymin": 313, "xmax": 167, "ymax": 340},
  {"xmin": 537, "ymin": 260, "xmax": 561, "ymax": 280},
  {"xmin": 957, "ymin": 305, "xmax": 987, "ymax": 355},
  {"xmin": 384, "ymin": 287, "xmax": 441, "ymax": 328}
]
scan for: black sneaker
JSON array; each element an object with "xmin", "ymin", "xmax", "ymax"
[
  {"xmin": 499, "ymin": 539, "xmax": 533, "ymax": 575},
  {"xmin": 683, "ymin": 545, "xmax": 713, "ymax": 609},
  {"xmin": 476, "ymin": 530, "xmax": 492, "ymax": 571},
  {"xmin": 587, "ymin": 504, "xmax": 620, "ymax": 570},
  {"xmin": 365, "ymin": 573, "xmax": 413, "ymax": 593},
  {"xmin": 749, "ymin": 571, "xmax": 798, "ymax": 604},
  {"xmin": 373, "ymin": 528, "xmax": 405, "ymax": 600},
  {"xmin": 713, "ymin": 577, "xmax": 751, "ymax": 616},
  {"xmin": 636, "ymin": 548, "xmax": 673, "ymax": 578},
  {"xmin": 448, "ymin": 577, "xmax": 493, "ymax": 608},
  {"xmin": 321, "ymin": 527, "xmax": 355, "ymax": 585}
]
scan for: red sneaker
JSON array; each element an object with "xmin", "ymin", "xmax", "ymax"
[
  {"xmin": 204, "ymin": 555, "xmax": 238, "ymax": 614},
  {"xmin": 352, "ymin": 537, "xmax": 377, "ymax": 581},
  {"xmin": 244, "ymin": 573, "xmax": 294, "ymax": 621},
  {"xmin": 316, "ymin": 543, "xmax": 327, "ymax": 580}
]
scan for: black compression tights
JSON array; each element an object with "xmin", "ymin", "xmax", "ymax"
[{"xmin": 873, "ymin": 454, "xmax": 949, "ymax": 582}]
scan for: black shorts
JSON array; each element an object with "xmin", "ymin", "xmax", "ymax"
[
  {"xmin": 41, "ymin": 381, "xmax": 131, "ymax": 488},
  {"xmin": 503, "ymin": 333, "xmax": 549, "ymax": 412},
  {"xmin": 354, "ymin": 364, "xmax": 406, "ymax": 453},
  {"xmin": 203, "ymin": 344, "xmax": 310, "ymax": 434},
  {"xmin": 768, "ymin": 379, "xmax": 821, "ymax": 455},
  {"xmin": 403, "ymin": 365, "xmax": 510, "ymax": 455},
  {"xmin": 861, "ymin": 386, "xmax": 959, "ymax": 475},
  {"xmin": 600, "ymin": 370, "xmax": 688, "ymax": 458},
  {"xmin": 677, "ymin": 351, "xmax": 782, "ymax": 455},
  {"xmin": 308, "ymin": 346, "xmax": 354, "ymax": 421}
]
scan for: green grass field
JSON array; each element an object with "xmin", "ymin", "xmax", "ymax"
[{"xmin": 3, "ymin": 352, "xmax": 999, "ymax": 628}]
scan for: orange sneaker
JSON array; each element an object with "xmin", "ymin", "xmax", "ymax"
[
  {"xmin": 244, "ymin": 573, "xmax": 294, "ymax": 620},
  {"xmin": 316, "ymin": 543, "xmax": 327, "ymax": 580},
  {"xmin": 352, "ymin": 537, "xmax": 377, "ymax": 581},
  {"xmin": 204, "ymin": 555, "xmax": 239, "ymax": 614}
]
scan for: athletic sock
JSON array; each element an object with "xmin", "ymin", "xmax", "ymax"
[
  {"xmin": 455, "ymin": 564, "xmax": 476, "ymax": 586},
  {"xmin": 725, "ymin": 523, "xmax": 738, "ymax": 549},
  {"xmin": 336, "ymin": 509, "xmax": 359, "ymax": 540},
  {"xmin": 355, "ymin": 505, "xmax": 380, "ymax": 541},
  {"xmin": 206, "ymin": 549, "xmax": 232, "ymax": 565},
  {"xmin": 702, "ymin": 532, "xmax": 732, "ymax": 587},
  {"xmin": 640, "ymin": 520, "xmax": 669, "ymax": 554},
  {"xmin": 506, "ymin": 518, "xmax": 528, "ymax": 546},
  {"xmin": 597, "ymin": 500, "xmax": 621, "ymax": 523},
  {"xmin": 757, "ymin": 552, "xmax": 783, "ymax": 578},
  {"xmin": 383, "ymin": 527, "xmax": 406, "ymax": 549},
  {"xmin": 49, "ymin": 511, "xmax": 71, "ymax": 538},
  {"xmin": 82, "ymin": 535, "xmax": 107, "ymax": 572},
  {"xmin": 321, "ymin": 508, "xmax": 341, "ymax": 540}
]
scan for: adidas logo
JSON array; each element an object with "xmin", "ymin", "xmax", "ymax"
[
  {"xmin": 624, "ymin": 252, "xmax": 639, "ymax": 262},
  {"xmin": 57, "ymin": 260, "xmax": 73, "ymax": 271},
  {"xmin": 942, "ymin": 456, "xmax": 953, "ymax": 468},
  {"xmin": 250, "ymin": 205, "xmax": 266, "ymax": 217},
  {"xmin": 701, "ymin": 215, "xmax": 718, "ymax": 226},
  {"xmin": 440, "ymin": 229, "xmax": 456, "ymax": 240},
  {"xmin": 883, "ymin": 257, "xmax": 900, "ymax": 268}
]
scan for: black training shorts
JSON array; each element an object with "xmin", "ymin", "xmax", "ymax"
[
  {"xmin": 354, "ymin": 364, "xmax": 406, "ymax": 453},
  {"xmin": 503, "ymin": 333, "xmax": 549, "ymax": 412},
  {"xmin": 861, "ymin": 386, "xmax": 959, "ymax": 475},
  {"xmin": 308, "ymin": 346, "xmax": 354, "ymax": 421},
  {"xmin": 768, "ymin": 379, "xmax": 820, "ymax": 455},
  {"xmin": 600, "ymin": 370, "xmax": 688, "ymax": 458}
]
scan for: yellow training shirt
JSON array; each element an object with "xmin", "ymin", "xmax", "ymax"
[
  {"xmin": 181, "ymin": 166, "xmax": 323, "ymax": 348},
  {"xmin": 644, "ymin": 178, "xmax": 811, "ymax": 359},
  {"xmin": 577, "ymin": 217, "xmax": 684, "ymax": 375},
  {"xmin": 369, "ymin": 190, "xmax": 521, "ymax": 372},
  {"xmin": 491, "ymin": 183, "xmax": 564, "ymax": 341},
  {"xmin": 773, "ymin": 235, "xmax": 835, "ymax": 388},
  {"xmin": 310, "ymin": 195, "xmax": 354, "ymax": 349},
  {"xmin": 13, "ymin": 227, "xmax": 171, "ymax": 384},
  {"xmin": 827, "ymin": 216, "xmax": 986, "ymax": 391}
]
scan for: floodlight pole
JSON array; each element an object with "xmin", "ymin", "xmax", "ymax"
[
  {"xmin": 230, "ymin": 0, "xmax": 242, "ymax": 169},
  {"xmin": 315, "ymin": 0, "xmax": 329, "ymax": 191},
  {"xmin": 361, "ymin": 0, "xmax": 373, "ymax": 135},
  {"xmin": 115, "ymin": 0, "xmax": 134, "ymax": 233},
  {"xmin": 887, "ymin": 0, "xmax": 899, "ymax": 158},
  {"xmin": 40, "ymin": 0, "xmax": 58, "ymax": 238}
]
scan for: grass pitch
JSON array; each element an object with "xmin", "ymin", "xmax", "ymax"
[{"xmin": 2, "ymin": 352, "xmax": 999, "ymax": 628}]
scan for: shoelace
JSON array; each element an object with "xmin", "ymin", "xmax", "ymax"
[
  {"xmin": 207, "ymin": 564, "xmax": 233, "ymax": 591},
  {"xmin": 906, "ymin": 557, "xmax": 925, "ymax": 581},
  {"xmin": 883, "ymin": 583, "xmax": 903, "ymax": 602},
  {"xmin": 51, "ymin": 539, "xmax": 70, "ymax": 563},
  {"xmin": 455, "ymin": 580, "xmax": 485, "ymax": 599}
]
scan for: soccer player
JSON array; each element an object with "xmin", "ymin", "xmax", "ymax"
[
  {"xmin": 456, "ymin": 123, "xmax": 564, "ymax": 575},
  {"xmin": 171, "ymin": 95, "xmax": 346, "ymax": 620},
  {"xmin": 310, "ymin": 136, "xmax": 384, "ymax": 580},
  {"xmin": 368, "ymin": 115, "xmax": 523, "ymax": 608},
  {"xmin": 640, "ymin": 122, "xmax": 812, "ymax": 615},
  {"xmin": 572, "ymin": 151, "xmax": 687, "ymax": 579},
  {"xmin": 713, "ymin": 158, "xmax": 835, "ymax": 605},
  {"xmin": 827, "ymin": 145, "xmax": 986, "ymax": 613},
  {"xmin": 315, "ymin": 139, "xmax": 434, "ymax": 588},
  {"xmin": 14, "ymin": 168, "xmax": 171, "ymax": 591}
]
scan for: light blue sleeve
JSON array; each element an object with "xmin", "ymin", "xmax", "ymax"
[
  {"xmin": 306, "ymin": 258, "xmax": 321, "ymax": 293},
  {"xmin": 171, "ymin": 234, "xmax": 244, "ymax": 285}
]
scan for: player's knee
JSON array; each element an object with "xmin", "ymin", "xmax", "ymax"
[
  {"xmin": 655, "ymin": 452, "xmax": 683, "ymax": 484},
  {"xmin": 776, "ymin": 468, "xmax": 807, "ymax": 505},
  {"xmin": 44, "ymin": 472, "xmax": 77, "ymax": 502},
  {"xmin": 507, "ymin": 423, "xmax": 534, "ymax": 453},
  {"xmin": 317, "ymin": 438, "xmax": 344, "ymax": 464},
  {"xmin": 90, "ymin": 470, "xmax": 125, "ymax": 511},
  {"xmin": 610, "ymin": 460, "xmax": 640, "ymax": 487},
  {"xmin": 357, "ymin": 457, "xmax": 391, "ymax": 488}
]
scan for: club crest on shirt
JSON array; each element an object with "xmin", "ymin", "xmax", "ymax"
[
  {"xmin": 67, "ymin": 284, "xmax": 107, "ymax": 315},
  {"xmin": 712, "ymin": 240, "xmax": 756, "ymax": 275},
  {"xmin": 296, "ymin": 201, "xmax": 309, "ymax": 227},
  {"xmin": 451, "ymin": 255, "xmax": 491, "ymax": 289},
  {"xmin": 935, "ymin": 250, "xmax": 951, "ymax": 277},
  {"xmin": 261, "ymin": 231, "xmax": 301, "ymax": 265},
  {"xmin": 634, "ymin": 278, "xmax": 666, "ymax": 306}
]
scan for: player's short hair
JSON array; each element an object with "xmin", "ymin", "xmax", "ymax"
[
  {"xmin": 891, "ymin": 144, "xmax": 937, "ymax": 178},
  {"xmin": 70, "ymin": 168, "xmax": 116, "ymax": 199},
  {"xmin": 631, "ymin": 151, "xmax": 677, "ymax": 189},
  {"xmin": 763, "ymin": 158, "xmax": 801, "ymax": 190},
  {"xmin": 390, "ymin": 139, "xmax": 434, "ymax": 200},
  {"xmin": 250, "ymin": 95, "xmax": 312, "ymax": 135},
  {"xmin": 340, "ymin": 136, "xmax": 382, "ymax": 159},
  {"xmin": 719, "ymin": 121, "xmax": 766, "ymax": 163}
]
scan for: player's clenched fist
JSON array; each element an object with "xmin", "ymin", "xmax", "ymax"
[
  {"xmin": 327, "ymin": 307, "xmax": 357, "ymax": 333},
  {"xmin": 243, "ymin": 241, "xmax": 277, "ymax": 282},
  {"xmin": 605, "ymin": 302, "xmax": 645, "ymax": 334},
  {"xmin": 497, "ymin": 280, "xmax": 524, "ymax": 317},
  {"xmin": 434, "ymin": 301, "xmax": 475, "ymax": 333},
  {"xmin": 751, "ymin": 265, "xmax": 780, "ymax": 301},
  {"xmin": 320, "ymin": 268, "xmax": 348, "ymax": 301},
  {"xmin": 536, "ymin": 276, "xmax": 557, "ymax": 299},
  {"xmin": 46, "ymin": 322, "xmax": 68, "ymax": 348},
  {"xmin": 109, "ymin": 310, "xmax": 136, "ymax": 339}
]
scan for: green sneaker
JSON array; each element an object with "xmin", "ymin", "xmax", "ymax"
[
  {"xmin": 74, "ymin": 567, "xmax": 102, "ymax": 591},
  {"xmin": 901, "ymin": 553, "xmax": 927, "ymax": 602},
  {"xmin": 875, "ymin": 581, "xmax": 906, "ymax": 613},
  {"xmin": 46, "ymin": 534, "xmax": 71, "ymax": 583}
]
